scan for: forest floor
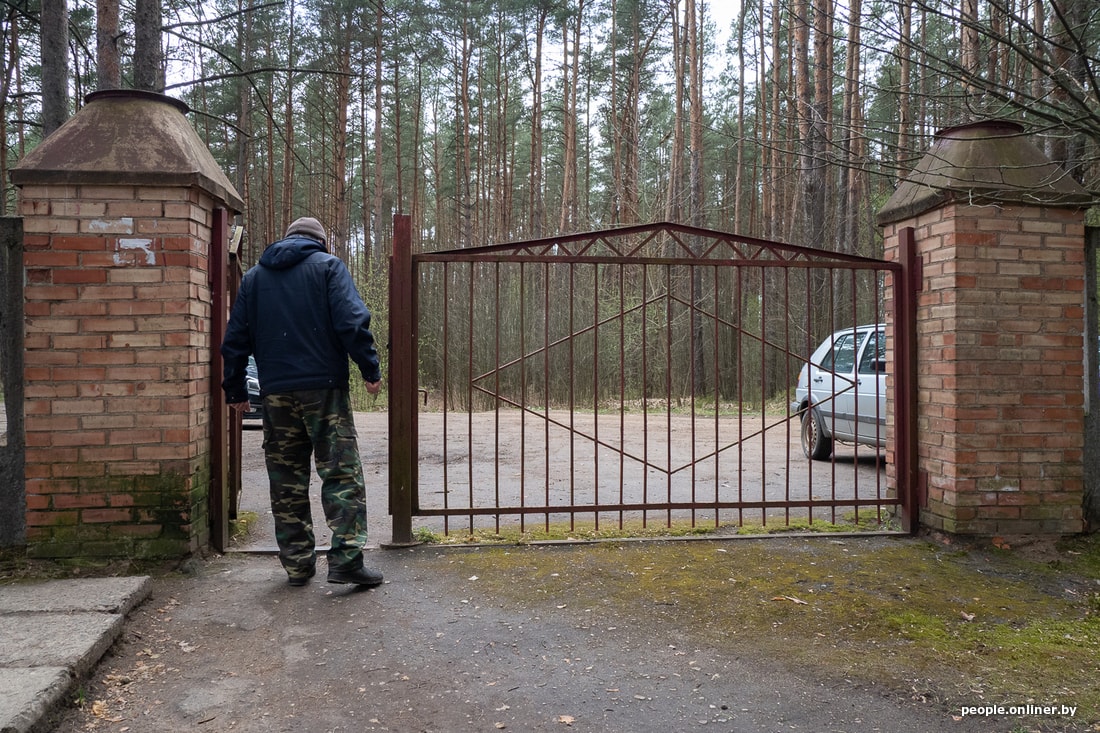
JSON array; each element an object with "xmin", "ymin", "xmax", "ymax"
[
  {"xmin": 40, "ymin": 533, "xmax": 1099, "ymax": 733},
  {"xmin": 38, "ymin": 412, "xmax": 1100, "ymax": 732}
]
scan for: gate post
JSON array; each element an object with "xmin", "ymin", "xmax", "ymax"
[
  {"xmin": 878, "ymin": 120, "xmax": 1092, "ymax": 536},
  {"xmin": 10, "ymin": 90, "xmax": 243, "ymax": 560},
  {"xmin": 0, "ymin": 217, "xmax": 25, "ymax": 547},
  {"xmin": 892, "ymin": 227, "xmax": 920, "ymax": 533},
  {"xmin": 387, "ymin": 214, "xmax": 418, "ymax": 546}
]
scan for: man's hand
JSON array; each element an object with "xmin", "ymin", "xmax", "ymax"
[
  {"xmin": 229, "ymin": 402, "xmax": 250, "ymax": 413},
  {"xmin": 365, "ymin": 380, "xmax": 381, "ymax": 395}
]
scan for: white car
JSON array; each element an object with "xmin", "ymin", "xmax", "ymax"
[{"xmin": 790, "ymin": 324, "xmax": 887, "ymax": 460}]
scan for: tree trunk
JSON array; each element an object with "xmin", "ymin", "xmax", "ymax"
[
  {"xmin": 687, "ymin": 0, "xmax": 704, "ymax": 229},
  {"xmin": 133, "ymin": 0, "xmax": 164, "ymax": 92},
  {"xmin": 40, "ymin": 0, "xmax": 68, "ymax": 135},
  {"xmin": 1, "ymin": 10, "xmax": 20, "ymax": 212},
  {"xmin": 559, "ymin": 3, "xmax": 583, "ymax": 233},
  {"xmin": 765, "ymin": 0, "xmax": 781, "ymax": 240},
  {"xmin": 372, "ymin": 0, "xmax": 385, "ymax": 261},
  {"xmin": 331, "ymin": 23, "xmax": 352, "ymax": 263},
  {"xmin": 792, "ymin": 0, "xmax": 813, "ymax": 242},
  {"xmin": 810, "ymin": 0, "xmax": 830, "ymax": 244},
  {"xmin": 665, "ymin": 0, "xmax": 684, "ymax": 224},
  {"xmin": 897, "ymin": 0, "xmax": 912, "ymax": 171},
  {"xmin": 233, "ymin": 0, "xmax": 253, "ymax": 259},
  {"xmin": 840, "ymin": 0, "xmax": 863, "ymax": 255},
  {"xmin": 96, "ymin": 0, "xmax": 121, "ymax": 89},
  {"xmin": 733, "ymin": 0, "xmax": 747, "ymax": 232},
  {"xmin": 280, "ymin": 0, "xmax": 297, "ymax": 234},
  {"xmin": 608, "ymin": 0, "xmax": 621, "ymax": 224},
  {"xmin": 527, "ymin": 5, "xmax": 547, "ymax": 238},
  {"xmin": 960, "ymin": 0, "xmax": 980, "ymax": 104},
  {"xmin": 457, "ymin": 8, "xmax": 475, "ymax": 247}
]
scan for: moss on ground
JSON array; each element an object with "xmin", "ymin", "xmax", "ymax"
[
  {"xmin": 438, "ymin": 533, "xmax": 1100, "ymax": 731},
  {"xmin": 414, "ymin": 513, "xmax": 898, "ymax": 545}
]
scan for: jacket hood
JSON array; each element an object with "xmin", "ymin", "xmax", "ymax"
[{"xmin": 259, "ymin": 235, "xmax": 327, "ymax": 270}]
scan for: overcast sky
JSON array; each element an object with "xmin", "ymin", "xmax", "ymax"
[{"xmin": 708, "ymin": 0, "xmax": 738, "ymax": 47}]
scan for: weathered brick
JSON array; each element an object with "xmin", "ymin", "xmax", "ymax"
[
  {"xmin": 107, "ymin": 201, "xmax": 164, "ymax": 218},
  {"xmin": 24, "ymin": 250, "xmax": 79, "ymax": 267},
  {"xmin": 885, "ymin": 199, "xmax": 1086, "ymax": 536},
  {"xmin": 51, "ymin": 201, "xmax": 108, "ymax": 217},
  {"xmin": 22, "ymin": 217, "xmax": 79, "ymax": 234},
  {"xmin": 52, "ymin": 268, "xmax": 108, "ymax": 284},
  {"xmin": 83, "ymin": 508, "xmax": 135, "ymax": 524}
]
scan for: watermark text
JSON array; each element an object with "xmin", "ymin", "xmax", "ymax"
[{"xmin": 959, "ymin": 704, "xmax": 1076, "ymax": 718}]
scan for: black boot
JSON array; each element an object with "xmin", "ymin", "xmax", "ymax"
[{"xmin": 327, "ymin": 563, "xmax": 384, "ymax": 587}]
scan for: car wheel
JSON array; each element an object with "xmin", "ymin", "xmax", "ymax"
[{"xmin": 801, "ymin": 407, "xmax": 833, "ymax": 461}]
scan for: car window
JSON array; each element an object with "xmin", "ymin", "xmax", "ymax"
[
  {"xmin": 857, "ymin": 329, "xmax": 886, "ymax": 374},
  {"xmin": 823, "ymin": 332, "xmax": 859, "ymax": 373}
]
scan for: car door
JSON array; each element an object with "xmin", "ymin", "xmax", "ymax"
[
  {"xmin": 853, "ymin": 327, "xmax": 887, "ymax": 446},
  {"xmin": 809, "ymin": 330, "xmax": 860, "ymax": 439}
]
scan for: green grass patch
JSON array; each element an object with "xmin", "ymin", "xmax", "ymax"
[
  {"xmin": 229, "ymin": 511, "xmax": 260, "ymax": 544},
  {"xmin": 413, "ymin": 511, "xmax": 901, "ymax": 545},
  {"xmin": 731, "ymin": 512, "xmax": 901, "ymax": 535},
  {"xmin": 412, "ymin": 518, "xmax": 720, "ymax": 545}
]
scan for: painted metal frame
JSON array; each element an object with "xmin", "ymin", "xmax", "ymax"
[{"xmin": 389, "ymin": 219, "xmax": 915, "ymax": 543}]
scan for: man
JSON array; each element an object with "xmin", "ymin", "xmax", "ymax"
[{"xmin": 221, "ymin": 216, "xmax": 384, "ymax": 588}]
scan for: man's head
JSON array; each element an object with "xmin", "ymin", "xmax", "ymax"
[{"xmin": 285, "ymin": 217, "xmax": 327, "ymax": 244}]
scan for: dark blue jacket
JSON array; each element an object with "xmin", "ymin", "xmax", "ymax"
[{"xmin": 220, "ymin": 234, "xmax": 381, "ymax": 403}]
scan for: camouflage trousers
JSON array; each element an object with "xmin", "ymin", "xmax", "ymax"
[{"xmin": 261, "ymin": 389, "xmax": 368, "ymax": 577}]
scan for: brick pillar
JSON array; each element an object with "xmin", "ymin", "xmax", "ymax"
[
  {"xmin": 878, "ymin": 121, "xmax": 1091, "ymax": 536},
  {"xmin": 12, "ymin": 91, "xmax": 243, "ymax": 560}
]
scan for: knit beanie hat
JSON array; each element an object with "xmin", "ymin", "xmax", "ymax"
[{"xmin": 285, "ymin": 216, "xmax": 327, "ymax": 243}]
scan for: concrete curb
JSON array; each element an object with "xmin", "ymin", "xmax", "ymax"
[{"xmin": 0, "ymin": 576, "xmax": 152, "ymax": 733}]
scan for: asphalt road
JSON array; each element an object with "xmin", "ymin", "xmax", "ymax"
[
  {"xmin": 45, "ymin": 542, "xmax": 1002, "ymax": 733},
  {"xmin": 235, "ymin": 410, "xmax": 888, "ymax": 552}
]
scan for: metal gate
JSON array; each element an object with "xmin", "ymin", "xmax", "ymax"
[{"xmin": 388, "ymin": 218, "xmax": 917, "ymax": 543}]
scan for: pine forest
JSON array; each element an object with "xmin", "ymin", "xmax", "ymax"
[{"xmin": 3, "ymin": 0, "xmax": 1099, "ymax": 407}]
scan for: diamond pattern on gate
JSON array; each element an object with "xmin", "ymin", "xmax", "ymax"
[{"xmin": 465, "ymin": 262, "xmax": 805, "ymax": 476}]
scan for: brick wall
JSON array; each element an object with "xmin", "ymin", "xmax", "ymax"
[
  {"xmin": 19, "ymin": 183, "xmax": 215, "ymax": 559},
  {"xmin": 884, "ymin": 203, "xmax": 1086, "ymax": 535}
]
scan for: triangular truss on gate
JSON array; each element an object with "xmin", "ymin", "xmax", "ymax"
[{"xmin": 418, "ymin": 221, "xmax": 891, "ymax": 268}]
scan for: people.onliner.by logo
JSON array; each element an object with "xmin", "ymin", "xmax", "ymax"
[{"xmin": 959, "ymin": 704, "xmax": 1077, "ymax": 718}]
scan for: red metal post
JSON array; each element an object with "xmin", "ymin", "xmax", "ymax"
[
  {"xmin": 894, "ymin": 226, "xmax": 920, "ymax": 533},
  {"xmin": 226, "ymin": 229, "xmax": 243, "ymax": 522},
  {"xmin": 209, "ymin": 207, "xmax": 230, "ymax": 552},
  {"xmin": 387, "ymin": 214, "xmax": 418, "ymax": 546}
]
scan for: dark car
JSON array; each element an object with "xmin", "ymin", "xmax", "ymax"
[{"xmin": 244, "ymin": 356, "xmax": 263, "ymax": 420}]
